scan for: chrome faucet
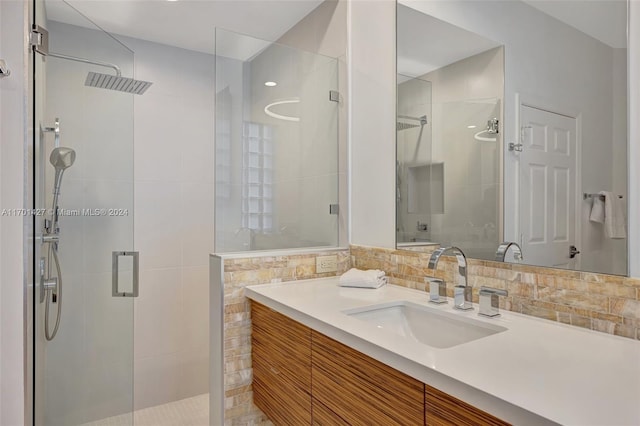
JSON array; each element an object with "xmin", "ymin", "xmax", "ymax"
[
  {"xmin": 494, "ymin": 242, "xmax": 523, "ymax": 262},
  {"xmin": 478, "ymin": 287, "xmax": 508, "ymax": 317},
  {"xmin": 427, "ymin": 246, "xmax": 473, "ymax": 310}
]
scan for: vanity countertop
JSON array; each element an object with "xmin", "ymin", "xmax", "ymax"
[{"xmin": 245, "ymin": 277, "xmax": 640, "ymax": 426}]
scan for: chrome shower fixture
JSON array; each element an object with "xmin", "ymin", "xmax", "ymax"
[
  {"xmin": 31, "ymin": 25, "xmax": 152, "ymax": 95},
  {"xmin": 48, "ymin": 147, "xmax": 76, "ymax": 235},
  {"xmin": 397, "ymin": 114, "xmax": 428, "ymax": 131},
  {"xmin": 50, "ymin": 147, "xmax": 76, "ymax": 195},
  {"xmin": 85, "ymin": 71, "xmax": 152, "ymax": 95}
]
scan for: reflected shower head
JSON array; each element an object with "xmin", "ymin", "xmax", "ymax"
[
  {"xmin": 85, "ymin": 72, "xmax": 152, "ymax": 95},
  {"xmin": 50, "ymin": 147, "xmax": 76, "ymax": 196},
  {"xmin": 397, "ymin": 114, "xmax": 428, "ymax": 131}
]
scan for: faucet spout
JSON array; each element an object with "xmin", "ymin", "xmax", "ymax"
[
  {"xmin": 428, "ymin": 246, "xmax": 473, "ymax": 310},
  {"xmin": 495, "ymin": 242, "xmax": 523, "ymax": 262}
]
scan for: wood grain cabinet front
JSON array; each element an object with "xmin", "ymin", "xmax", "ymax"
[
  {"xmin": 425, "ymin": 385, "xmax": 511, "ymax": 426},
  {"xmin": 251, "ymin": 301, "xmax": 511, "ymax": 426},
  {"xmin": 251, "ymin": 301, "xmax": 312, "ymax": 425},
  {"xmin": 311, "ymin": 330, "xmax": 425, "ymax": 425}
]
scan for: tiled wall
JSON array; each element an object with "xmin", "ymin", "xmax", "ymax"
[
  {"xmin": 351, "ymin": 245, "xmax": 640, "ymax": 340},
  {"xmin": 219, "ymin": 250, "xmax": 350, "ymax": 425}
]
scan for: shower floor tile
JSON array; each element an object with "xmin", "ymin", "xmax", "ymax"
[{"xmin": 81, "ymin": 393, "xmax": 209, "ymax": 426}]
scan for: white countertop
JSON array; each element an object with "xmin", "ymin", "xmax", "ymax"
[{"xmin": 245, "ymin": 277, "xmax": 640, "ymax": 426}]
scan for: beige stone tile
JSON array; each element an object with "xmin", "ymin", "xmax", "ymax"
[
  {"xmin": 580, "ymin": 272, "xmax": 628, "ymax": 286},
  {"xmin": 624, "ymin": 277, "xmax": 640, "ymax": 288},
  {"xmin": 585, "ymin": 282, "xmax": 636, "ymax": 298},
  {"xmin": 557, "ymin": 312, "xmax": 571, "ymax": 325},
  {"xmin": 570, "ymin": 315, "xmax": 592, "ymax": 330},
  {"xmin": 590, "ymin": 311, "xmax": 623, "ymax": 324},
  {"xmin": 592, "ymin": 319, "xmax": 616, "ymax": 334},
  {"xmin": 613, "ymin": 324, "xmax": 637, "ymax": 339},
  {"xmin": 538, "ymin": 289, "xmax": 608, "ymax": 313},
  {"xmin": 555, "ymin": 278, "xmax": 588, "ymax": 292},
  {"xmin": 610, "ymin": 298, "xmax": 640, "ymax": 320},
  {"xmin": 521, "ymin": 303, "xmax": 558, "ymax": 322}
]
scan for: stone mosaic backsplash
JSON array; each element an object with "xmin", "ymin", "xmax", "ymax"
[
  {"xmin": 350, "ymin": 245, "xmax": 640, "ymax": 340},
  {"xmin": 220, "ymin": 250, "xmax": 350, "ymax": 425}
]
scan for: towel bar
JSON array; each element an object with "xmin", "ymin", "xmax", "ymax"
[{"xmin": 583, "ymin": 193, "xmax": 623, "ymax": 201}]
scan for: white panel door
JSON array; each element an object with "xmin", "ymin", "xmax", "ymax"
[{"xmin": 519, "ymin": 105, "xmax": 577, "ymax": 269}]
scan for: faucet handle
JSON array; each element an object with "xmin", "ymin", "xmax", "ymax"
[
  {"xmin": 454, "ymin": 285, "xmax": 473, "ymax": 311},
  {"xmin": 426, "ymin": 277, "xmax": 447, "ymax": 304},
  {"xmin": 478, "ymin": 286, "xmax": 508, "ymax": 317}
]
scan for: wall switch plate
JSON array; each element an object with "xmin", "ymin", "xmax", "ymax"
[{"xmin": 316, "ymin": 255, "xmax": 338, "ymax": 274}]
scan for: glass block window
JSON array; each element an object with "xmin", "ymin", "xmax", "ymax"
[{"xmin": 242, "ymin": 122, "xmax": 273, "ymax": 232}]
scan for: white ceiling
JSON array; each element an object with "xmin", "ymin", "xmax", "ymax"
[
  {"xmin": 45, "ymin": 0, "xmax": 325, "ymax": 55},
  {"xmin": 397, "ymin": 4, "xmax": 501, "ymax": 78},
  {"xmin": 522, "ymin": 0, "xmax": 627, "ymax": 49}
]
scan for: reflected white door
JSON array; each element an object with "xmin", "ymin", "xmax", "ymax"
[{"xmin": 519, "ymin": 105, "xmax": 578, "ymax": 269}]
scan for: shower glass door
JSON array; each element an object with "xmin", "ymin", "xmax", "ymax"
[{"xmin": 34, "ymin": 1, "xmax": 135, "ymax": 424}]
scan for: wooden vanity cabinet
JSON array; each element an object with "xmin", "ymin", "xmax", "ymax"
[
  {"xmin": 311, "ymin": 330, "xmax": 425, "ymax": 425},
  {"xmin": 251, "ymin": 301, "xmax": 510, "ymax": 426},
  {"xmin": 251, "ymin": 301, "xmax": 312, "ymax": 425},
  {"xmin": 425, "ymin": 385, "xmax": 511, "ymax": 426}
]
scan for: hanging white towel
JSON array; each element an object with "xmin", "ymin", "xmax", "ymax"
[
  {"xmin": 599, "ymin": 191, "xmax": 626, "ymax": 239},
  {"xmin": 338, "ymin": 268, "xmax": 387, "ymax": 289},
  {"xmin": 589, "ymin": 195, "xmax": 605, "ymax": 224}
]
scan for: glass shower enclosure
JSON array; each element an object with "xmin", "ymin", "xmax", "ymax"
[
  {"xmin": 215, "ymin": 28, "xmax": 340, "ymax": 252},
  {"xmin": 33, "ymin": 0, "xmax": 136, "ymax": 424}
]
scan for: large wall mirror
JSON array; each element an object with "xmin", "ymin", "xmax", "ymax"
[{"xmin": 396, "ymin": 0, "xmax": 628, "ymax": 276}]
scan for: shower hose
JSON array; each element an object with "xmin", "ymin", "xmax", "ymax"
[{"xmin": 44, "ymin": 242, "xmax": 62, "ymax": 341}]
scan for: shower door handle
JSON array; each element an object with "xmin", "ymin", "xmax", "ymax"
[{"xmin": 112, "ymin": 251, "xmax": 139, "ymax": 297}]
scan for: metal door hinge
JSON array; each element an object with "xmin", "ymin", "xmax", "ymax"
[
  {"xmin": 329, "ymin": 204, "xmax": 339, "ymax": 215},
  {"xmin": 487, "ymin": 118, "xmax": 499, "ymax": 134},
  {"xmin": 30, "ymin": 25, "xmax": 49, "ymax": 55},
  {"xmin": 508, "ymin": 142, "xmax": 523, "ymax": 152},
  {"xmin": 329, "ymin": 90, "xmax": 340, "ymax": 102}
]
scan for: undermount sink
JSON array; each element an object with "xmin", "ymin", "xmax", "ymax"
[{"xmin": 344, "ymin": 301, "xmax": 507, "ymax": 349}]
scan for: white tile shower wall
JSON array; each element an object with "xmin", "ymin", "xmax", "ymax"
[{"xmin": 121, "ymin": 35, "xmax": 214, "ymax": 411}]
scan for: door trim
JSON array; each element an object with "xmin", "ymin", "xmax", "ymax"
[{"xmin": 513, "ymin": 92, "xmax": 582, "ymax": 270}]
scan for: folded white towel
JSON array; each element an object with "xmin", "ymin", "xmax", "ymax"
[
  {"xmin": 600, "ymin": 191, "xmax": 626, "ymax": 239},
  {"xmin": 589, "ymin": 196, "xmax": 605, "ymax": 224},
  {"xmin": 338, "ymin": 268, "xmax": 387, "ymax": 289}
]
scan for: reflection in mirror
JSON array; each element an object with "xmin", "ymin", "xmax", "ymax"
[
  {"xmin": 396, "ymin": 6, "xmax": 504, "ymax": 260},
  {"xmin": 396, "ymin": 0, "xmax": 628, "ymax": 276}
]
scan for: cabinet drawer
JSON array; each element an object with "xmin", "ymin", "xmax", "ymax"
[
  {"xmin": 251, "ymin": 301, "xmax": 311, "ymax": 391},
  {"xmin": 253, "ymin": 374, "xmax": 311, "ymax": 426},
  {"xmin": 312, "ymin": 331, "xmax": 425, "ymax": 425},
  {"xmin": 425, "ymin": 385, "xmax": 511, "ymax": 426}
]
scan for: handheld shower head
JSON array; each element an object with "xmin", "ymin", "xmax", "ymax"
[{"xmin": 50, "ymin": 147, "xmax": 76, "ymax": 195}]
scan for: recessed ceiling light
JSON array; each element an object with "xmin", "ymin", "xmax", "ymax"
[
  {"xmin": 264, "ymin": 81, "xmax": 277, "ymax": 87},
  {"xmin": 467, "ymin": 125, "xmax": 477, "ymax": 129}
]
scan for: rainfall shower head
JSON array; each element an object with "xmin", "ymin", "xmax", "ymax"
[
  {"xmin": 397, "ymin": 114, "xmax": 428, "ymax": 131},
  {"xmin": 43, "ymin": 51, "xmax": 152, "ymax": 95},
  {"xmin": 85, "ymin": 72, "xmax": 152, "ymax": 95},
  {"xmin": 50, "ymin": 147, "xmax": 76, "ymax": 196}
]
